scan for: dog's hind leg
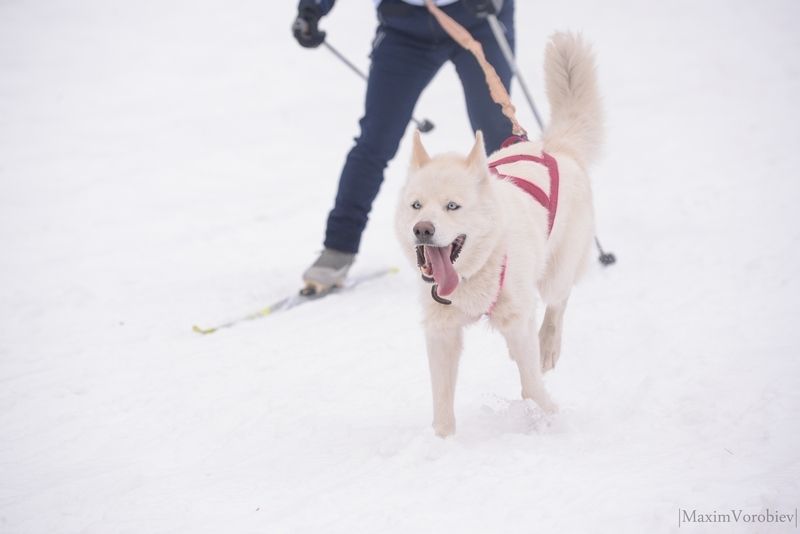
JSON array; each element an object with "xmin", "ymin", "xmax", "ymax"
[
  {"xmin": 502, "ymin": 320, "xmax": 557, "ymax": 413},
  {"xmin": 540, "ymin": 298, "xmax": 568, "ymax": 373},
  {"xmin": 425, "ymin": 326, "xmax": 463, "ymax": 437}
]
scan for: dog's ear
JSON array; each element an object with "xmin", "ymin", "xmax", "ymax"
[
  {"xmin": 466, "ymin": 130, "xmax": 488, "ymax": 179},
  {"xmin": 410, "ymin": 130, "xmax": 431, "ymax": 170}
]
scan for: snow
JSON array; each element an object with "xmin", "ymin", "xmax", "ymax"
[{"xmin": 1, "ymin": 0, "xmax": 799, "ymax": 532}]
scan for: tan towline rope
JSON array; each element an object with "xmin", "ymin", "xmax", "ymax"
[{"xmin": 424, "ymin": 0, "xmax": 526, "ymax": 137}]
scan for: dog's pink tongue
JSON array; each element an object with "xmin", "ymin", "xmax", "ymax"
[{"xmin": 425, "ymin": 245, "xmax": 459, "ymax": 296}]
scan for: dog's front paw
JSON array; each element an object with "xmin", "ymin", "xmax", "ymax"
[
  {"xmin": 538, "ymin": 396, "xmax": 559, "ymax": 415},
  {"xmin": 523, "ymin": 388, "xmax": 559, "ymax": 415},
  {"xmin": 540, "ymin": 349, "xmax": 560, "ymax": 373},
  {"xmin": 432, "ymin": 418, "xmax": 456, "ymax": 438},
  {"xmin": 539, "ymin": 334, "xmax": 561, "ymax": 374}
]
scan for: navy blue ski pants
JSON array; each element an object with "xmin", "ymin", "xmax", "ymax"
[{"xmin": 324, "ymin": 0, "xmax": 515, "ymax": 254}]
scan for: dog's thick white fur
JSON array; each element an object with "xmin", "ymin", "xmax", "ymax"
[{"xmin": 394, "ymin": 33, "xmax": 603, "ymax": 437}]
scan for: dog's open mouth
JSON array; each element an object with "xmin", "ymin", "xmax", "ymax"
[{"xmin": 415, "ymin": 234, "xmax": 465, "ymax": 297}]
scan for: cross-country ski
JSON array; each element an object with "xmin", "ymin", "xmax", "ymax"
[{"xmin": 192, "ymin": 267, "xmax": 398, "ymax": 334}]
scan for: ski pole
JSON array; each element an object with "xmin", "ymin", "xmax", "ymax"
[
  {"xmin": 322, "ymin": 41, "xmax": 435, "ymax": 133},
  {"xmin": 595, "ymin": 236, "xmax": 616, "ymax": 266},
  {"xmin": 484, "ymin": 14, "xmax": 545, "ymax": 131}
]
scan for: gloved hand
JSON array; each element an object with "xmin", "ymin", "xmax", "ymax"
[
  {"xmin": 462, "ymin": 0, "xmax": 504, "ymax": 17},
  {"xmin": 292, "ymin": 5, "xmax": 326, "ymax": 48}
]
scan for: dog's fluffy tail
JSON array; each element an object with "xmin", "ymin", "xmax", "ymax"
[{"xmin": 542, "ymin": 32, "xmax": 603, "ymax": 167}]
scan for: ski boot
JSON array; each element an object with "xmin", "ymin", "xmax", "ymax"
[{"xmin": 301, "ymin": 248, "xmax": 356, "ymax": 297}]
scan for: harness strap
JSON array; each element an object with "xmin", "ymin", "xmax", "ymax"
[
  {"xmin": 488, "ymin": 151, "xmax": 560, "ymax": 235},
  {"xmin": 485, "ymin": 137, "xmax": 561, "ymax": 316},
  {"xmin": 500, "ymin": 135, "xmax": 529, "ymax": 148}
]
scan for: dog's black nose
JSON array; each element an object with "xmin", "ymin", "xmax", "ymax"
[{"xmin": 413, "ymin": 221, "xmax": 435, "ymax": 242}]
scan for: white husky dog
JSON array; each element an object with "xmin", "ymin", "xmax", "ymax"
[{"xmin": 394, "ymin": 33, "xmax": 603, "ymax": 437}]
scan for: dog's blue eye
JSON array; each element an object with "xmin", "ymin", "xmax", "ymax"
[
  {"xmin": 411, "ymin": 201, "xmax": 422, "ymax": 210},
  {"xmin": 446, "ymin": 201, "xmax": 460, "ymax": 211}
]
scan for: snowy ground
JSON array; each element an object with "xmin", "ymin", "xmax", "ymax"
[{"xmin": 1, "ymin": 0, "xmax": 799, "ymax": 532}]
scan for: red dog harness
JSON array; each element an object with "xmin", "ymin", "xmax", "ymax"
[
  {"xmin": 490, "ymin": 135, "xmax": 560, "ymax": 235},
  {"xmin": 485, "ymin": 136, "xmax": 561, "ymax": 315}
]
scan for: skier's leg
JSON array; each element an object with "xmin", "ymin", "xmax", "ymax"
[{"xmin": 323, "ymin": 26, "xmax": 446, "ymax": 255}]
